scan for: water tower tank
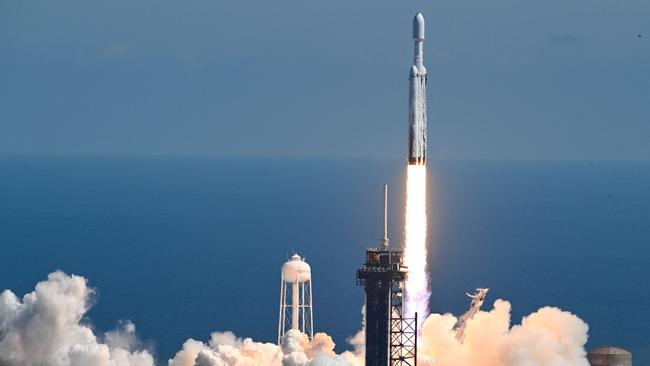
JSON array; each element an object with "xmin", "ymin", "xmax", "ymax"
[
  {"xmin": 588, "ymin": 347, "xmax": 632, "ymax": 366},
  {"xmin": 281, "ymin": 254, "xmax": 311, "ymax": 283}
]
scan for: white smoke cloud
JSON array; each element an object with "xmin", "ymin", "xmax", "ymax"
[
  {"xmin": 167, "ymin": 304, "xmax": 367, "ymax": 366},
  {"xmin": 168, "ymin": 330, "xmax": 356, "ymax": 366},
  {"xmin": 0, "ymin": 272, "xmax": 590, "ymax": 366},
  {"xmin": 418, "ymin": 299, "xmax": 590, "ymax": 366},
  {"xmin": 0, "ymin": 271, "xmax": 154, "ymax": 366},
  {"xmin": 169, "ymin": 299, "xmax": 589, "ymax": 366}
]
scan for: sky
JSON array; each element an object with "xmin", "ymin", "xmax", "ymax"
[{"xmin": 1, "ymin": 0, "xmax": 649, "ymax": 160}]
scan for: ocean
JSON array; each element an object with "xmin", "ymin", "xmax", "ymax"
[{"xmin": 0, "ymin": 156, "xmax": 648, "ymax": 364}]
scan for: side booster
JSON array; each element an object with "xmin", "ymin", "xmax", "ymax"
[{"xmin": 408, "ymin": 12, "xmax": 428, "ymax": 166}]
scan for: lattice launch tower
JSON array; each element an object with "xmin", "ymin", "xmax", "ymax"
[{"xmin": 357, "ymin": 185, "xmax": 417, "ymax": 366}]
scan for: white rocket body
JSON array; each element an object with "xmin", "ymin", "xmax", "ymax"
[{"xmin": 408, "ymin": 13, "xmax": 428, "ymax": 165}]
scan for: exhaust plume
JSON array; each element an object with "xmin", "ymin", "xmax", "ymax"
[{"xmin": 404, "ymin": 164, "xmax": 430, "ymax": 323}]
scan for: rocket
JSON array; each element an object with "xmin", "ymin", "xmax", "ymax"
[{"xmin": 408, "ymin": 12, "xmax": 428, "ymax": 165}]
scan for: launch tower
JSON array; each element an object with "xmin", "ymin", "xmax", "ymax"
[{"xmin": 357, "ymin": 185, "xmax": 417, "ymax": 366}]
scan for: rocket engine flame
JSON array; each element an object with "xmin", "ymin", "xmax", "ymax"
[{"xmin": 404, "ymin": 164, "xmax": 430, "ymax": 323}]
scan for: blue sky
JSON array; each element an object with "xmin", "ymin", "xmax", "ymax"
[{"xmin": 1, "ymin": 0, "xmax": 649, "ymax": 160}]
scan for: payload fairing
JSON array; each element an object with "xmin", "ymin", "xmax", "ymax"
[{"xmin": 408, "ymin": 13, "xmax": 428, "ymax": 165}]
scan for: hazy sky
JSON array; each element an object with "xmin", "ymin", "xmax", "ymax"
[{"xmin": 2, "ymin": 0, "xmax": 649, "ymax": 160}]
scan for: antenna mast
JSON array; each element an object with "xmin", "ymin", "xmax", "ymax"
[{"xmin": 381, "ymin": 184, "xmax": 389, "ymax": 248}]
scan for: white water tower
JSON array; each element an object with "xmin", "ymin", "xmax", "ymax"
[{"xmin": 277, "ymin": 254, "xmax": 313, "ymax": 344}]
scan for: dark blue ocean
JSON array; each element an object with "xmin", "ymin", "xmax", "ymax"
[{"xmin": 1, "ymin": 156, "xmax": 648, "ymax": 364}]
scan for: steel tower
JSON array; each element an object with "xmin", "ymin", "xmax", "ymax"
[{"xmin": 357, "ymin": 185, "xmax": 417, "ymax": 366}]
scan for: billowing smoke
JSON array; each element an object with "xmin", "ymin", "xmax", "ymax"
[
  {"xmin": 168, "ymin": 304, "xmax": 370, "ymax": 366},
  {"xmin": 0, "ymin": 271, "xmax": 154, "ymax": 366},
  {"xmin": 1, "ymin": 273, "xmax": 590, "ymax": 366},
  {"xmin": 418, "ymin": 300, "xmax": 590, "ymax": 366},
  {"xmin": 168, "ymin": 330, "xmax": 362, "ymax": 366},
  {"xmin": 169, "ymin": 300, "xmax": 589, "ymax": 366}
]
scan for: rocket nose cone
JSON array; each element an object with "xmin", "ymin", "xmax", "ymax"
[
  {"xmin": 413, "ymin": 12, "xmax": 425, "ymax": 40},
  {"xmin": 410, "ymin": 65, "xmax": 418, "ymax": 76}
]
